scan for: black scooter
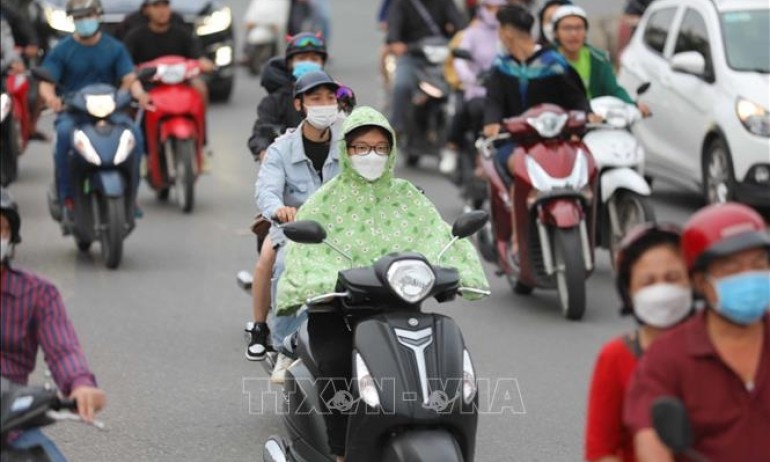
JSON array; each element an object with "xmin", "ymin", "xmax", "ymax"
[{"xmin": 262, "ymin": 211, "xmax": 490, "ymax": 462}]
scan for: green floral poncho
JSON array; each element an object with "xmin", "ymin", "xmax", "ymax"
[{"xmin": 276, "ymin": 106, "xmax": 490, "ymax": 314}]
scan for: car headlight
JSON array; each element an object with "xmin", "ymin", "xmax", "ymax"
[
  {"xmin": 526, "ymin": 112, "xmax": 569, "ymax": 138},
  {"xmin": 114, "ymin": 130, "xmax": 135, "ymax": 165},
  {"xmin": 73, "ymin": 130, "xmax": 101, "ymax": 165},
  {"xmin": 196, "ymin": 7, "xmax": 232, "ymax": 36},
  {"xmin": 736, "ymin": 98, "xmax": 770, "ymax": 137},
  {"xmin": 44, "ymin": 6, "xmax": 75, "ymax": 33},
  {"xmin": 355, "ymin": 353, "xmax": 380, "ymax": 408},
  {"xmin": 462, "ymin": 349, "xmax": 477, "ymax": 404},
  {"xmin": 386, "ymin": 259, "xmax": 436, "ymax": 304}
]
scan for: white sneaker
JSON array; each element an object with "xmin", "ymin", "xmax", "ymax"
[
  {"xmin": 271, "ymin": 353, "xmax": 295, "ymax": 384},
  {"xmin": 439, "ymin": 148, "xmax": 458, "ymax": 175}
]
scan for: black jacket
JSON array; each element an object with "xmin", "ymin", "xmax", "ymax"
[
  {"xmin": 484, "ymin": 47, "xmax": 590, "ymax": 125},
  {"xmin": 247, "ymin": 57, "xmax": 303, "ymax": 157},
  {"xmin": 386, "ymin": 0, "xmax": 466, "ymax": 44},
  {"xmin": 0, "ymin": 3, "xmax": 38, "ymax": 46}
]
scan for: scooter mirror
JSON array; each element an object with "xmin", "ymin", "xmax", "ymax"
[
  {"xmin": 283, "ymin": 220, "xmax": 327, "ymax": 244},
  {"xmin": 136, "ymin": 67, "xmax": 157, "ymax": 81},
  {"xmin": 30, "ymin": 67, "xmax": 55, "ymax": 84},
  {"xmin": 452, "ymin": 48, "xmax": 473, "ymax": 60},
  {"xmin": 651, "ymin": 396, "xmax": 694, "ymax": 454},
  {"xmin": 636, "ymin": 82, "xmax": 651, "ymax": 96},
  {"xmin": 452, "ymin": 210, "xmax": 489, "ymax": 239}
]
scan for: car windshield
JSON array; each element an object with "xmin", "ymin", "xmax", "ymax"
[{"xmin": 720, "ymin": 9, "xmax": 770, "ymax": 73}]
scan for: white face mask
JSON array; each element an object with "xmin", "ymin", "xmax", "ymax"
[
  {"xmin": 632, "ymin": 283, "xmax": 693, "ymax": 328},
  {"xmin": 0, "ymin": 237, "xmax": 11, "ymax": 262},
  {"xmin": 349, "ymin": 152, "xmax": 389, "ymax": 181},
  {"xmin": 305, "ymin": 105, "xmax": 339, "ymax": 130}
]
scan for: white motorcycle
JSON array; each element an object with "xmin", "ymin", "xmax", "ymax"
[
  {"xmin": 243, "ymin": 0, "xmax": 291, "ymax": 76},
  {"xmin": 585, "ymin": 84, "xmax": 655, "ymax": 265}
]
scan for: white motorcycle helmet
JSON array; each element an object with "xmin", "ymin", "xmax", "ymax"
[{"xmin": 550, "ymin": 5, "xmax": 589, "ymax": 33}]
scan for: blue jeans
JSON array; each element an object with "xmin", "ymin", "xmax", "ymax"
[
  {"xmin": 54, "ymin": 111, "xmax": 143, "ymax": 202},
  {"xmin": 10, "ymin": 428, "xmax": 68, "ymax": 462},
  {"xmin": 390, "ymin": 54, "xmax": 418, "ymax": 134},
  {"xmin": 268, "ymin": 244, "xmax": 307, "ymax": 352}
]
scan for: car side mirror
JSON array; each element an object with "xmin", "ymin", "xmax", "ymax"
[
  {"xmin": 30, "ymin": 67, "xmax": 55, "ymax": 84},
  {"xmin": 670, "ymin": 52, "xmax": 706, "ymax": 77},
  {"xmin": 283, "ymin": 220, "xmax": 327, "ymax": 244},
  {"xmin": 452, "ymin": 210, "xmax": 489, "ymax": 239},
  {"xmin": 452, "ymin": 48, "xmax": 473, "ymax": 60},
  {"xmin": 652, "ymin": 396, "xmax": 694, "ymax": 454},
  {"xmin": 636, "ymin": 82, "xmax": 651, "ymax": 96}
]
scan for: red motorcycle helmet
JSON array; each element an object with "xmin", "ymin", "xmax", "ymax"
[{"xmin": 682, "ymin": 202, "xmax": 770, "ymax": 273}]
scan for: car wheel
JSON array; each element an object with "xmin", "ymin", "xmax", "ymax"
[{"xmin": 702, "ymin": 137, "xmax": 735, "ymax": 205}]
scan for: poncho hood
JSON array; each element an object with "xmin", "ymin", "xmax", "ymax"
[{"xmin": 337, "ymin": 106, "xmax": 399, "ymax": 186}]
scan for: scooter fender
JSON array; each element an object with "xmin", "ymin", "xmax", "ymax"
[
  {"xmin": 540, "ymin": 198, "xmax": 584, "ymax": 228},
  {"xmin": 600, "ymin": 167, "xmax": 651, "ymax": 203},
  {"xmin": 159, "ymin": 117, "xmax": 197, "ymax": 143},
  {"xmin": 91, "ymin": 170, "xmax": 125, "ymax": 198},
  {"xmin": 382, "ymin": 430, "xmax": 464, "ymax": 462}
]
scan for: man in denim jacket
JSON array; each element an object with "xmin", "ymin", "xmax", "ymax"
[{"xmin": 245, "ymin": 71, "xmax": 343, "ymax": 383}]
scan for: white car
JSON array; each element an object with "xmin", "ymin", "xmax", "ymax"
[{"xmin": 618, "ymin": 0, "xmax": 770, "ymax": 207}]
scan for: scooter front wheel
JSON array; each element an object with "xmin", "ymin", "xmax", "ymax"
[
  {"xmin": 173, "ymin": 139, "xmax": 196, "ymax": 213},
  {"xmin": 100, "ymin": 195, "xmax": 125, "ymax": 269},
  {"xmin": 553, "ymin": 227, "xmax": 586, "ymax": 320},
  {"xmin": 608, "ymin": 190, "xmax": 655, "ymax": 268}
]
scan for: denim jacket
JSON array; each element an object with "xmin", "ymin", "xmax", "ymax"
[{"xmin": 255, "ymin": 121, "xmax": 341, "ymax": 243}]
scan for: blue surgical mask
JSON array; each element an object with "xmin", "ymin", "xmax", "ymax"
[
  {"xmin": 74, "ymin": 18, "xmax": 100, "ymax": 38},
  {"xmin": 292, "ymin": 61, "xmax": 322, "ymax": 79},
  {"xmin": 711, "ymin": 270, "xmax": 770, "ymax": 325}
]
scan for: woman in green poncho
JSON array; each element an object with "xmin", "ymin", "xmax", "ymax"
[{"xmin": 276, "ymin": 106, "xmax": 489, "ymax": 460}]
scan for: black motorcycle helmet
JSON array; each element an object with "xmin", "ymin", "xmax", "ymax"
[
  {"xmin": 0, "ymin": 187, "xmax": 21, "ymax": 244},
  {"xmin": 293, "ymin": 70, "xmax": 338, "ymax": 100},
  {"xmin": 615, "ymin": 222, "xmax": 682, "ymax": 316},
  {"xmin": 66, "ymin": 0, "xmax": 103, "ymax": 17},
  {"xmin": 285, "ymin": 32, "xmax": 328, "ymax": 65}
]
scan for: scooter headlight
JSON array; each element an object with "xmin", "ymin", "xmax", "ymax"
[
  {"xmin": 114, "ymin": 130, "xmax": 136, "ymax": 165},
  {"xmin": 422, "ymin": 45, "xmax": 450, "ymax": 64},
  {"xmin": 418, "ymin": 81, "xmax": 444, "ymax": 99},
  {"xmin": 462, "ymin": 349, "xmax": 477, "ymax": 404},
  {"xmin": 386, "ymin": 259, "xmax": 436, "ymax": 304},
  {"xmin": 526, "ymin": 112, "xmax": 568, "ymax": 138},
  {"xmin": 73, "ymin": 130, "xmax": 102, "ymax": 166},
  {"xmin": 355, "ymin": 353, "xmax": 380, "ymax": 408},
  {"xmin": 0, "ymin": 93, "xmax": 10, "ymax": 123},
  {"xmin": 525, "ymin": 150, "xmax": 589, "ymax": 191},
  {"xmin": 196, "ymin": 7, "xmax": 232, "ymax": 36},
  {"xmin": 84, "ymin": 94, "xmax": 116, "ymax": 119},
  {"xmin": 158, "ymin": 64, "xmax": 187, "ymax": 85}
]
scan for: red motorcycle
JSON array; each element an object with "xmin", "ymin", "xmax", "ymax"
[
  {"xmin": 137, "ymin": 56, "xmax": 205, "ymax": 213},
  {"xmin": 476, "ymin": 104, "xmax": 598, "ymax": 320},
  {"xmin": 1, "ymin": 72, "xmax": 31, "ymax": 186}
]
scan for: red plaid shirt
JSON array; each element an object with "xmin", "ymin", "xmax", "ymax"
[{"xmin": 1, "ymin": 266, "xmax": 96, "ymax": 395}]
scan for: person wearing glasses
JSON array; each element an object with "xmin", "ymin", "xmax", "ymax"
[
  {"xmin": 584, "ymin": 223, "xmax": 693, "ymax": 462},
  {"xmin": 275, "ymin": 106, "xmax": 489, "ymax": 461},
  {"xmin": 245, "ymin": 70, "xmax": 343, "ymax": 383}
]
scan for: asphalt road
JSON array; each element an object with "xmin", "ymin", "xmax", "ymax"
[{"xmin": 10, "ymin": 1, "xmax": 706, "ymax": 461}]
